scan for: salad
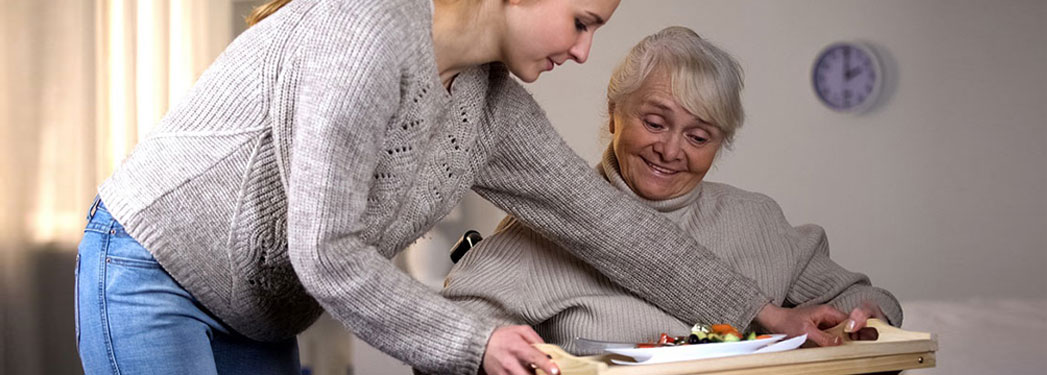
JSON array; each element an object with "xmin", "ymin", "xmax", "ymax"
[{"xmin": 635, "ymin": 323, "xmax": 774, "ymax": 348}]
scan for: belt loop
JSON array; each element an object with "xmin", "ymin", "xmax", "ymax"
[{"xmin": 87, "ymin": 195, "xmax": 102, "ymax": 221}]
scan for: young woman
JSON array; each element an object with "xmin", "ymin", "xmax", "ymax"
[{"xmin": 75, "ymin": 1, "xmax": 830, "ymax": 374}]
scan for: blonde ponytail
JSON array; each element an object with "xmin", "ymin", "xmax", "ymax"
[{"xmin": 245, "ymin": 0, "xmax": 292, "ymax": 27}]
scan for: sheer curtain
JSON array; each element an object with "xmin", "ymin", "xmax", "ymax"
[{"xmin": 1, "ymin": 1, "xmax": 232, "ymax": 372}]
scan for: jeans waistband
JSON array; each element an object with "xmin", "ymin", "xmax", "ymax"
[
  {"xmin": 87, "ymin": 195, "xmax": 102, "ymax": 221},
  {"xmin": 85, "ymin": 196, "xmax": 124, "ymax": 235}
]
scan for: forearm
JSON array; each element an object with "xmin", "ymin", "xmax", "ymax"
[
  {"xmin": 786, "ymin": 225, "xmax": 902, "ymax": 326},
  {"xmin": 288, "ymin": 234, "xmax": 495, "ymax": 374}
]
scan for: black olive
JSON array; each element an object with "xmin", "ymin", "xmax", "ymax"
[
  {"xmin": 700, "ymin": 338, "xmax": 711, "ymax": 344},
  {"xmin": 688, "ymin": 334, "xmax": 700, "ymax": 344}
]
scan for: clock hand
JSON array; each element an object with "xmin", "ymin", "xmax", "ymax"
[
  {"xmin": 844, "ymin": 46, "xmax": 852, "ymax": 80},
  {"xmin": 845, "ymin": 67, "xmax": 862, "ymax": 81}
]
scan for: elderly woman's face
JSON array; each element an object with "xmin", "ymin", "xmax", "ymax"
[{"xmin": 610, "ymin": 71, "xmax": 722, "ymax": 200}]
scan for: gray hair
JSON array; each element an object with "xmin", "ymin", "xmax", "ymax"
[{"xmin": 606, "ymin": 26, "xmax": 745, "ymax": 148}]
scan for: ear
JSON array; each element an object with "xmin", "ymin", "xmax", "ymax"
[{"xmin": 607, "ymin": 102, "xmax": 617, "ymax": 134}]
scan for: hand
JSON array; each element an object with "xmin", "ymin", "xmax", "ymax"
[
  {"xmin": 843, "ymin": 300, "xmax": 886, "ymax": 341},
  {"xmin": 483, "ymin": 325, "xmax": 560, "ymax": 375},
  {"xmin": 754, "ymin": 304, "xmax": 849, "ymax": 347}
]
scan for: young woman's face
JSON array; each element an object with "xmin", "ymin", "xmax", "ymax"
[
  {"xmin": 610, "ymin": 71, "xmax": 723, "ymax": 201},
  {"xmin": 503, "ymin": 0, "xmax": 620, "ymax": 82}
]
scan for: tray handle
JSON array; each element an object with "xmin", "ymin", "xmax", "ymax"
[
  {"xmin": 534, "ymin": 343, "xmax": 607, "ymax": 375},
  {"xmin": 826, "ymin": 318, "xmax": 918, "ymax": 343}
]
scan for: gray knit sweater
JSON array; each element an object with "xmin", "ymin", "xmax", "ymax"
[
  {"xmin": 443, "ymin": 147, "xmax": 903, "ymax": 355},
  {"xmin": 97, "ymin": 0, "xmax": 769, "ymax": 373}
]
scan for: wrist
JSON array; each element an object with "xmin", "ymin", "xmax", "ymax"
[{"xmin": 754, "ymin": 303, "xmax": 783, "ymax": 332}]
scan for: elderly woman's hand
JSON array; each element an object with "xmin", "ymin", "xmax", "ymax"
[
  {"xmin": 483, "ymin": 325, "xmax": 560, "ymax": 375},
  {"xmin": 843, "ymin": 300, "xmax": 887, "ymax": 341},
  {"xmin": 754, "ymin": 304, "xmax": 849, "ymax": 347}
]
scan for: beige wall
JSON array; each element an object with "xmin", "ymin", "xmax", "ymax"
[{"xmin": 516, "ymin": 0, "xmax": 1047, "ymax": 302}]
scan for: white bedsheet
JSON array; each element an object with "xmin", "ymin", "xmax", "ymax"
[{"xmin": 899, "ymin": 298, "xmax": 1047, "ymax": 374}]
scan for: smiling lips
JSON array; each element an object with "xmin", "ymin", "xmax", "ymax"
[
  {"xmin": 642, "ymin": 157, "xmax": 679, "ymax": 176},
  {"xmin": 546, "ymin": 57, "xmax": 564, "ymax": 72}
]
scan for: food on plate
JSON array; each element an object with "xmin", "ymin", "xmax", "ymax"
[{"xmin": 634, "ymin": 323, "xmax": 773, "ymax": 348}]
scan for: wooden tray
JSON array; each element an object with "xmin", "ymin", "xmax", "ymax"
[{"xmin": 536, "ymin": 319, "xmax": 937, "ymax": 375}]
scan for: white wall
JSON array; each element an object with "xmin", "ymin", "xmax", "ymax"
[{"xmin": 516, "ymin": 0, "xmax": 1047, "ymax": 303}]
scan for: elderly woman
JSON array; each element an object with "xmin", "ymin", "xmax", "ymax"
[{"xmin": 441, "ymin": 26, "xmax": 902, "ymax": 355}]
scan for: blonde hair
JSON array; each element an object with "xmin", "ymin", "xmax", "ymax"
[
  {"xmin": 245, "ymin": 0, "xmax": 292, "ymax": 27},
  {"xmin": 607, "ymin": 26, "xmax": 745, "ymax": 148}
]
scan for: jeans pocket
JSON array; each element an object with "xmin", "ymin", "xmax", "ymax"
[{"xmin": 106, "ymin": 255, "xmax": 162, "ymax": 269}]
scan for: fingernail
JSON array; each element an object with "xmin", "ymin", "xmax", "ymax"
[
  {"xmin": 833, "ymin": 336, "xmax": 842, "ymax": 345},
  {"xmin": 845, "ymin": 319, "xmax": 856, "ymax": 333},
  {"xmin": 551, "ymin": 366, "xmax": 560, "ymax": 375}
]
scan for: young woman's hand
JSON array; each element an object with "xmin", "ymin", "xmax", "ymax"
[
  {"xmin": 754, "ymin": 304, "xmax": 849, "ymax": 347},
  {"xmin": 483, "ymin": 325, "xmax": 560, "ymax": 375},
  {"xmin": 842, "ymin": 300, "xmax": 886, "ymax": 341}
]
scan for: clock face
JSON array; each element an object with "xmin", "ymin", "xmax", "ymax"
[{"xmin": 812, "ymin": 43, "xmax": 881, "ymax": 112}]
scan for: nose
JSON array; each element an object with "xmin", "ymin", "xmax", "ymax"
[
  {"xmin": 652, "ymin": 133, "xmax": 684, "ymax": 162},
  {"xmin": 568, "ymin": 32, "xmax": 594, "ymax": 64}
]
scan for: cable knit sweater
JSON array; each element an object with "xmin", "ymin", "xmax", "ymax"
[
  {"xmin": 443, "ymin": 147, "xmax": 903, "ymax": 355},
  {"xmin": 97, "ymin": 0, "xmax": 770, "ymax": 373}
]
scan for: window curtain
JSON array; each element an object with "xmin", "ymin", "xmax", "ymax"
[{"xmin": 1, "ymin": 1, "xmax": 232, "ymax": 373}]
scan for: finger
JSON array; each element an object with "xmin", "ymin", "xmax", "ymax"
[
  {"xmin": 846, "ymin": 307, "xmax": 870, "ymax": 333},
  {"xmin": 806, "ymin": 327, "xmax": 843, "ymax": 347},
  {"xmin": 862, "ymin": 301, "xmax": 887, "ymax": 321},
  {"xmin": 532, "ymin": 355, "xmax": 560, "ymax": 375},
  {"xmin": 518, "ymin": 346, "xmax": 560, "ymax": 375},
  {"xmin": 499, "ymin": 351, "xmax": 535, "ymax": 375},
  {"xmin": 502, "ymin": 360, "xmax": 530, "ymax": 375},
  {"xmin": 814, "ymin": 306, "xmax": 849, "ymax": 329},
  {"xmin": 515, "ymin": 325, "xmax": 546, "ymax": 345}
]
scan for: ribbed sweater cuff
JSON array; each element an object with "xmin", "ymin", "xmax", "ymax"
[
  {"xmin": 739, "ymin": 290, "xmax": 774, "ymax": 329},
  {"xmin": 450, "ymin": 318, "xmax": 496, "ymax": 375},
  {"xmin": 830, "ymin": 286, "xmax": 904, "ymax": 327}
]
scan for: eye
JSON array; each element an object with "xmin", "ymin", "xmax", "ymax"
[
  {"xmin": 643, "ymin": 119, "xmax": 664, "ymax": 130},
  {"xmin": 574, "ymin": 18, "xmax": 589, "ymax": 32},
  {"xmin": 687, "ymin": 134, "xmax": 709, "ymax": 145}
]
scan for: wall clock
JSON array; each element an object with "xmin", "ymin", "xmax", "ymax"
[{"xmin": 811, "ymin": 42, "xmax": 884, "ymax": 113}]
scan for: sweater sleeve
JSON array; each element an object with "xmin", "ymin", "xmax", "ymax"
[
  {"xmin": 471, "ymin": 84, "xmax": 770, "ymax": 329},
  {"xmin": 285, "ymin": 8, "xmax": 493, "ymax": 375},
  {"xmin": 785, "ymin": 224, "xmax": 904, "ymax": 327}
]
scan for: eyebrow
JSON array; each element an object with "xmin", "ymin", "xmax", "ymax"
[
  {"xmin": 643, "ymin": 98, "xmax": 673, "ymax": 112},
  {"xmin": 586, "ymin": 11, "xmax": 606, "ymax": 26},
  {"xmin": 643, "ymin": 98, "xmax": 715, "ymax": 126}
]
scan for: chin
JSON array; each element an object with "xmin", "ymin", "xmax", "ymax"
[
  {"xmin": 507, "ymin": 65, "xmax": 540, "ymax": 83},
  {"xmin": 635, "ymin": 187, "xmax": 669, "ymax": 201},
  {"xmin": 516, "ymin": 71, "xmax": 540, "ymax": 83},
  {"xmin": 637, "ymin": 183, "xmax": 687, "ymax": 201}
]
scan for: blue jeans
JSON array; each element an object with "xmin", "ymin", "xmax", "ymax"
[{"xmin": 75, "ymin": 197, "xmax": 300, "ymax": 374}]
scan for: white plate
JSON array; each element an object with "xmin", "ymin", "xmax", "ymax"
[
  {"xmin": 607, "ymin": 334, "xmax": 787, "ymax": 365},
  {"xmin": 753, "ymin": 334, "xmax": 807, "ymax": 354}
]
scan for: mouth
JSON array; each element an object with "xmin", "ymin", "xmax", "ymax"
[
  {"xmin": 642, "ymin": 157, "xmax": 679, "ymax": 176},
  {"xmin": 545, "ymin": 58, "xmax": 555, "ymax": 72}
]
